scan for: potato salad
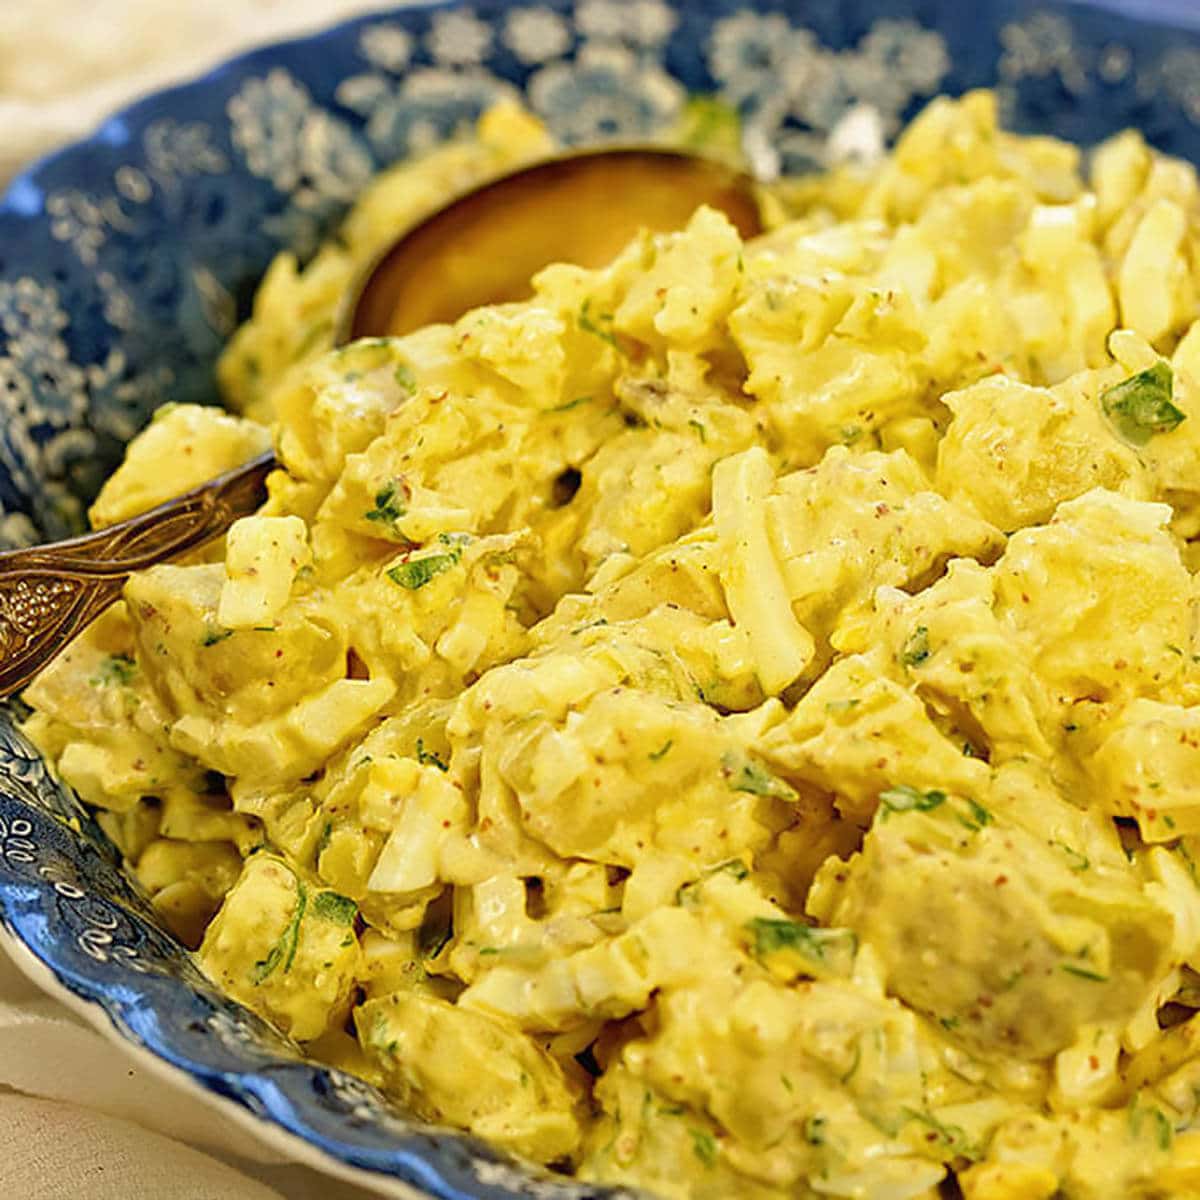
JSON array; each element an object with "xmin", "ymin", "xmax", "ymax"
[{"xmin": 24, "ymin": 91, "xmax": 1200, "ymax": 1198}]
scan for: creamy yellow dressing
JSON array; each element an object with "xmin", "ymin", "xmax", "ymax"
[{"xmin": 24, "ymin": 91, "xmax": 1200, "ymax": 1197}]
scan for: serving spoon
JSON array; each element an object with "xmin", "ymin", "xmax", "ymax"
[{"xmin": 0, "ymin": 147, "xmax": 762, "ymax": 698}]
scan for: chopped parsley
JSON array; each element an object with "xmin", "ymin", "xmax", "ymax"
[
  {"xmin": 721, "ymin": 752, "xmax": 797, "ymax": 800},
  {"xmin": 548, "ymin": 395, "xmax": 593, "ymax": 413},
  {"xmin": 416, "ymin": 737, "xmax": 449, "ymax": 772},
  {"xmin": 1180, "ymin": 840, "xmax": 1200, "ymax": 887},
  {"xmin": 824, "ymin": 698, "xmax": 859, "ymax": 715},
  {"xmin": 747, "ymin": 917, "xmax": 857, "ymax": 968},
  {"xmin": 90, "ymin": 653, "xmax": 137, "ymax": 687},
  {"xmin": 839, "ymin": 1041, "xmax": 862, "ymax": 1084},
  {"xmin": 315, "ymin": 821, "xmax": 333, "ymax": 858},
  {"xmin": 1101, "ymin": 361, "xmax": 1185, "ymax": 446},
  {"xmin": 311, "ymin": 890, "xmax": 357, "ymax": 926},
  {"xmin": 578, "ymin": 298, "xmax": 618, "ymax": 349},
  {"xmin": 803, "ymin": 1115, "xmax": 827, "ymax": 1146},
  {"xmin": 688, "ymin": 1127, "xmax": 718, "ymax": 1168},
  {"xmin": 394, "ymin": 364, "xmax": 417, "ymax": 395},
  {"xmin": 387, "ymin": 549, "xmax": 461, "ymax": 590},
  {"xmin": 901, "ymin": 1107, "xmax": 980, "ymax": 1161},
  {"xmin": 676, "ymin": 859, "xmax": 750, "ymax": 905},
  {"xmin": 1051, "ymin": 839, "xmax": 1090, "ymax": 872},
  {"xmin": 251, "ymin": 876, "xmax": 308, "ymax": 984},
  {"xmin": 1129, "ymin": 1100, "xmax": 1174, "ymax": 1152},
  {"xmin": 688, "ymin": 419, "xmax": 708, "ymax": 443},
  {"xmin": 1060, "ymin": 962, "xmax": 1108, "ymax": 982},
  {"xmin": 958, "ymin": 797, "xmax": 993, "ymax": 833},
  {"xmin": 419, "ymin": 921, "xmax": 452, "ymax": 961},
  {"xmin": 900, "ymin": 625, "xmax": 931, "ymax": 667},
  {"xmin": 201, "ymin": 627, "xmax": 233, "ymax": 647},
  {"xmin": 1152, "ymin": 1108, "xmax": 1174, "ymax": 1152},
  {"xmin": 878, "ymin": 784, "xmax": 946, "ymax": 819},
  {"xmin": 365, "ymin": 480, "xmax": 408, "ymax": 526},
  {"xmin": 648, "ymin": 739, "xmax": 674, "ymax": 762}
]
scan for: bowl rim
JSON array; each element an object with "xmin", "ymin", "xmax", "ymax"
[
  {"xmin": 7, "ymin": 0, "xmax": 1200, "ymax": 218},
  {"xmin": 0, "ymin": 925, "xmax": 426, "ymax": 1199}
]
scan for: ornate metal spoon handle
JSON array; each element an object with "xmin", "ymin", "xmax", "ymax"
[{"xmin": 0, "ymin": 451, "xmax": 277, "ymax": 699}]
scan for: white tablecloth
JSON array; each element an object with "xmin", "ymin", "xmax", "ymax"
[{"xmin": 0, "ymin": 4, "xmax": 408, "ymax": 1195}]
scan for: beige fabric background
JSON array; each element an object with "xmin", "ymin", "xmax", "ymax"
[{"xmin": 0, "ymin": 3, "xmax": 413, "ymax": 1197}]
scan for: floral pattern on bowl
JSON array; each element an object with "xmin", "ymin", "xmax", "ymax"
[{"xmin": 1, "ymin": 2, "xmax": 1200, "ymax": 1197}]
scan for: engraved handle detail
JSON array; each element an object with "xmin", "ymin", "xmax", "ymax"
[{"xmin": 0, "ymin": 451, "xmax": 277, "ymax": 699}]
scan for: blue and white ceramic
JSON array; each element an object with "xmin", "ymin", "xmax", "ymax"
[{"xmin": 3, "ymin": 2, "xmax": 1200, "ymax": 1196}]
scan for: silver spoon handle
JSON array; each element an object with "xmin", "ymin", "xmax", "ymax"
[{"xmin": 0, "ymin": 451, "xmax": 277, "ymax": 699}]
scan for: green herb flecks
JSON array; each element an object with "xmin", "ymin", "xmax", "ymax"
[
  {"xmin": 1051, "ymin": 839, "xmax": 1090, "ymax": 872},
  {"xmin": 824, "ymin": 698, "xmax": 859, "ymax": 715},
  {"xmin": 1061, "ymin": 962, "xmax": 1108, "ymax": 982},
  {"xmin": 312, "ymin": 890, "xmax": 357, "ymax": 926},
  {"xmin": 251, "ymin": 876, "xmax": 308, "ymax": 984},
  {"xmin": 315, "ymin": 821, "xmax": 333, "ymax": 858},
  {"xmin": 958, "ymin": 797, "xmax": 993, "ymax": 833},
  {"xmin": 1101, "ymin": 361, "xmax": 1185, "ymax": 446},
  {"xmin": 548, "ymin": 395, "xmax": 593, "ymax": 413},
  {"xmin": 416, "ymin": 738, "xmax": 449, "ymax": 772},
  {"xmin": 999, "ymin": 966, "xmax": 1025, "ymax": 992},
  {"xmin": 1180, "ymin": 840, "xmax": 1200, "ymax": 887},
  {"xmin": 676, "ymin": 859, "xmax": 751, "ymax": 906},
  {"xmin": 803, "ymin": 1115, "xmax": 827, "ymax": 1146},
  {"xmin": 90, "ymin": 653, "xmax": 137, "ymax": 688},
  {"xmin": 901, "ymin": 1107, "xmax": 980, "ymax": 1161},
  {"xmin": 579, "ymin": 298, "xmax": 618, "ymax": 349},
  {"xmin": 688, "ymin": 419, "xmax": 708, "ymax": 443},
  {"xmin": 708, "ymin": 859, "xmax": 749, "ymax": 882},
  {"xmin": 394, "ymin": 364, "xmax": 418, "ymax": 395},
  {"xmin": 649, "ymin": 739, "xmax": 674, "ymax": 762},
  {"xmin": 1152, "ymin": 1108, "xmax": 1174, "ymax": 1152},
  {"xmin": 417, "ymin": 894, "xmax": 454, "ymax": 961},
  {"xmin": 839, "ymin": 1041, "xmax": 861, "ymax": 1084},
  {"xmin": 688, "ymin": 1127, "xmax": 718, "ymax": 1168},
  {"xmin": 721, "ymin": 752, "xmax": 797, "ymax": 800},
  {"xmin": 201, "ymin": 627, "xmax": 233, "ymax": 647},
  {"xmin": 878, "ymin": 784, "xmax": 946, "ymax": 820},
  {"xmin": 365, "ymin": 480, "xmax": 408, "ymax": 526},
  {"xmin": 387, "ymin": 549, "xmax": 462, "ymax": 591},
  {"xmin": 747, "ymin": 917, "xmax": 857, "ymax": 971},
  {"xmin": 1129, "ymin": 1100, "xmax": 1175, "ymax": 1152},
  {"xmin": 901, "ymin": 625, "xmax": 931, "ymax": 667}
]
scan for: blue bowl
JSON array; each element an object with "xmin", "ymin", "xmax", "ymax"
[{"xmin": 2, "ymin": 2, "xmax": 1200, "ymax": 1195}]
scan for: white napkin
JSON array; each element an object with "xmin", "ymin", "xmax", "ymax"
[{"xmin": 0, "ymin": 940, "xmax": 388, "ymax": 1199}]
